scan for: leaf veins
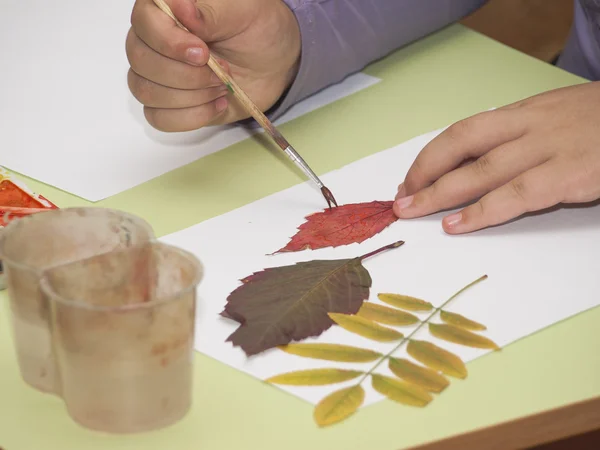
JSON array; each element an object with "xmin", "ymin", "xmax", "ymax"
[
  {"xmin": 388, "ymin": 358, "xmax": 449, "ymax": 393},
  {"xmin": 279, "ymin": 343, "xmax": 382, "ymax": 362},
  {"xmin": 440, "ymin": 310, "xmax": 487, "ymax": 331},
  {"xmin": 371, "ymin": 374, "xmax": 433, "ymax": 407},
  {"xmin": 407, "ymin": 339, "xmax": 468, "ymax": 379},
  {"xmin": 356, "ymin": 302, "xmax": 420, "ymax": 326},
  {"xmin": 266, "ymin": 369, "xmax": 364, "ymax": 386},
  {"xmin": 377, "ymin": 293, "xmax": 434, "ymax": 311},
  {"xmin": 314, "ymin": 385, "xmax": 365, "ymax": 427},
  {"xmin": 223, "ymin": 241, "xmax": 404, "ymax": 356},
  {"xmin": 274, "ymin": 201, "xmax": 398, "ymax": 253},
  {"xmin": 429, "ymin": 323, "xmax": 499, "ymax": 350},
  {"xmin": 328, "ymin": 312, "xmax": 403, "ymax": 342}
]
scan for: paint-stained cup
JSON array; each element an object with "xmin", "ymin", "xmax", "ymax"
[
  {"xmin": 0, "ymin": 260, "xmax": 6, "ymax": 290},
  {"xmin": 0, "ymin": 208, "xmax": 155, "ymax": 394},
  {"xmin": 40, "ymin": 242, "xmax": 202, "ymax": 433}
]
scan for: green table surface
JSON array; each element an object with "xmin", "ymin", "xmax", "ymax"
[{"xmin": 1, "ymin": 24, "xmax": 599, "ymax": 450}]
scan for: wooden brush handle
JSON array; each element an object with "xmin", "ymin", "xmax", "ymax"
[{"xmin": 151, "ymin": 0, "xmax": 289, "ymax": 150}]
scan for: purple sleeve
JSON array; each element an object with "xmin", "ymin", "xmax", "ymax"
[
  {"xmin": 556, "ymin": 0, "xmax": 600, "ymax": 81},
  {"xmin": 268, "ymin": 0, "xmax": 489, "ymax": 120}
]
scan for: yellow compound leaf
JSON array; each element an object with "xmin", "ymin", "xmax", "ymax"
[
  {"xmin": 440, "ymin": 310, "xmax": 487, "ymax": 331},
  {"xmin": 371, "ymin": 374, "xmax": 433, "ymax": 407},
  {"xmin": 314, "ymin": 385, "xmax": 365, "ymax": 427},
  {"xmin": 388, "ymin": 358, "xmax": 449, "ymax": 393},
  {"xmin": 429, "ymin": 323, "xmax": 500, "ymax": 350},
  {"xmin": 377, "ymin": 293, "xmax": 434, "ymax": 312},
  {"xmin": 407, "ymin": 339, "xmax": 468, "ymax": 379},
  {"xmin": 328, "ymin": 313, "xmax": 404, "ymax": 342},
  {"xmin": 266, "ymin": 368, "xmax": 364, "ymax": 386},
  {"xmin": 356, "ymin": 302, "xmax": 420, "ymax": 326},
  {"xmin": 279, "ymin": 343, "xmax": 382, "ymax": 362}
]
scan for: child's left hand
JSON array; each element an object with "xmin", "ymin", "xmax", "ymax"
[{"xmin": 393, "ymin": 81, "xmax": 600, "ymax": 233}]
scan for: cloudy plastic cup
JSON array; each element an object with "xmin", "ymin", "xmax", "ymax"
[
  {"xmin": 0, "ymin": 208, "xmax": 155, "ymax": 394},
  {"xmin": 40, "ymin": 241, "xmax": 202, "ymax": 434}
]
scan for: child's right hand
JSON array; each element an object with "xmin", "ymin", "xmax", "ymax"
[{"xmin": 126, "ymin": 0, "xmax": 301, "ymax": 132}]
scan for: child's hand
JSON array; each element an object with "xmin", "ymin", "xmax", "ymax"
[
  {"xmin": 126, "ymin": 0, "xmax": 301, "ymax": 132},
  {"xmin": 393, "ymin": 81, "xmax": 600, "ymax": 233}
]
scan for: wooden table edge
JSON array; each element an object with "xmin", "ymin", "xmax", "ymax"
[{"xmin": 405, "ymin": 395, "xmax": 600, "ymax": 449}]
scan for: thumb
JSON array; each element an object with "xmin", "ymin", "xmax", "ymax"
[{"xmin": 176, "ymin": 0, "xmax": 256, "ymax": 43}]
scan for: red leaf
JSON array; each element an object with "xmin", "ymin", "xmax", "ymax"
[
  {"xmin": 275, "ymin": 201, "xmax": 398, "ymax": 253},
  {"xmin": 222, "ymin": 241, "xmax": 404, "ymax": 356}
]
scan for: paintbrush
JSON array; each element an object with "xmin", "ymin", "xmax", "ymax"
[{"xmin": 151, "ymin": 0, "xmax": 338, "ymax": 209}]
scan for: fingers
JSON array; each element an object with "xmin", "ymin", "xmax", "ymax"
[
  {"xmin": 126, "ymin": 28, "xmax": 220, "ymax": 90},
  {"xmin": 144, "ymin": 97, "xmax": 229, "ymax": 132},
  {"xmin": 442, "ymin": 161, "xmax": 565, "ymax": 234},
  {"xmin": 131, "ymin": 0, "xmax": 208, "ymax": 66},
  {"xmin": 127, "ymin": 0, "xmax": 244, "ymax": 131},
  {"xmin": 127, "ymin": 69, "xmax": 228, "ymax": 108},
  {"xmin": 393, "ymin": 136, "xmax": 550, "ymax": 219},
  {"xmin": 401, "ymin": 109, "xmax": 528, "ymax": 196}
]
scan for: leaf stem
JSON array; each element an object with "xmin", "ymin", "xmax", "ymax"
[
  {"xmin": 356, "ymin": 274, "xmax": 488, "ymax": 384},
  {"xmin": 359, "ymin": 240, "xmax": 405, "ymax": 261}
]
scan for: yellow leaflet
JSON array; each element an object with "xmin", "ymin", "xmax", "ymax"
[
  {"xmin": 266, "ymin": 368, "xmax": 363, "ymax": 386},
  {"xmin": 440, "ymin": 310, "xmax": 487, "ymax": 331},
  {"xmin": 279, "ymin": 343, "xmax": 381, "ymax": 362},
  {"xmin": 407, "ymin": 339, "xmax": 468, "ymax": 379},
  {"xmin": 371, "ymin": 374, "xmax": 433, "ymax": 407},
  {"xmin": 377, "ymin": 293, "xmax": 433, "ymax": 312},
  {"xmin": 356, "ymin": 302, "xmax": 420, "ymax": 326},
  {"xmin": 314, "ymin": 385, "xmax": 365, "ymax": 427},
  {"xmin": 388, "ymin": 358, "xmax": 449, "ymax": 393},
  {"xmin": 429, "ymin": 323, "xmax": 500, "ymax": 350},
  {"xmin": 328, "ymin": 313, "xmax": 404, "ymax": 342}
]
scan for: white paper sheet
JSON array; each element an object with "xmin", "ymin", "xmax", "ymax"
[
  {"xmin": 161, "ymin": 128, "xmax": 600, "ymax": 407},
  {"xmin": 0, "ymin": 0, "xmax": 380, "ymax": 201}
]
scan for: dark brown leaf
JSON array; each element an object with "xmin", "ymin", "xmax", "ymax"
[{"xmin": 222, "ymin": 241, "xmax": 404, "ymax": 356}]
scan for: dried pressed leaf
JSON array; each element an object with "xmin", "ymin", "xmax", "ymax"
[
  {"xmin": 276, "ymin": 201, "xmax": 398, "ymax": 253},
  {"xmin": 279, "ymin": 343, "xmax": 382, "ymax": 362},
  {"xmin": 429, "ymin": 323, "xmax": 499, "ymax": 350},
  {"xmin": 407, "ymin": 339, "xmax": 467, "ymax": 379},
  {"xmin": 371, "ymin": 374, "xmax": 433, "ymax": 407},
  {"xmin": 377, "ymin": 293, "xmax": 434, "ymax": 312},
  {"xmin": 222, "ymin": 241, "xmax": 403, "ymax": 356},
  {"xmin": 440, "ymin": 310, "xmax": 486, "ymax": 331},
  {"xmin": 388, "ymin": 358, "xmax": 449, "ymax": 393},
  {"xmin": 356, "ymin": 302, "xmax": 420, "ymax": 326},
  {"xmin": 328, "ymin": 313, "xmax": 403, "ymax": 342},
  {"xmin": 266, "ymin": 369, "xmax": 363, "ymax": 386},
  {"xmin": 314, "ymin": 385, "xmax": 365, "ymax": 427},
  {"xmin": 223, "ymin": 259, "xmax": 370, "ymax": 355}
]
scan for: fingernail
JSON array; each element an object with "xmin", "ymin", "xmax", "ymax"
[
  {"xmin": 444, "ymin": 212, "xmax": 462, "ymax": 227},
  {"xmin": 186, "ymin": 47, "xmax": 205, "ymax": 65},
  {"xmin": 395, "ymin": 195, "xmax": 413, "ymax": 210},
  {"xmin": 215, "ymin": 97, "xmax": 228, "ymax": 112}
]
